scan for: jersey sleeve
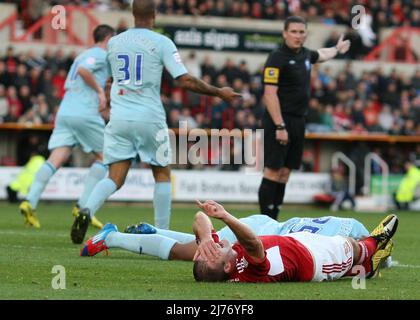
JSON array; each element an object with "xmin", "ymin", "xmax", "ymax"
[
  {"xmin": 79, "ymin": 54, "xmax": 107, "ymax": 72},
  {"xmin": 262, "ymin": 51, "xmax": 281, "ymax": 86},
  {"xmin": 161, "ymin": 37, "xmax": 188, "ymax": 79},
  {"xmin": 309, "ymin": 49, "xmax": 319, "ymax": 64}
]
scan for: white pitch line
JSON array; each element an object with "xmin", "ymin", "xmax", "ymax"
[
  {"xmin": 0, "ymin": 230, "xmax": 68, "ymax": 237},
  {"xmin": 392, "ymin": 263, "xmax": 420, "ymax": 269},
  {"xmin": 0, "ymin": 244, "xmax": 75, "ymax": 250}
]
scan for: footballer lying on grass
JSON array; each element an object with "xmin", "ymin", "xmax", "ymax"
[
  {"xmin": 81, "ymin": 200, "xmax": 396, "ymax": 281},
  {"xmin": 192, "ymin": 200, "xmax": 397, "ymax": 282}
]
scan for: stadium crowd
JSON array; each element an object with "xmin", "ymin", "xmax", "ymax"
[
  {"xmin": 1, "ymin": 47, "xmax": 419, "ymax": 137},
  {"xmin": 5, "ymin": 0, "xmax": 420, "ymax": 28}
]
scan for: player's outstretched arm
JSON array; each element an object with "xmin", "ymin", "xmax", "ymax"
[
  {"xmin": 197, "ymin": 200, "xmax": 264, "ymax": 261},
  {"xmin": 317, "ymin": 34, "xmax": 351, "ymax": 63},
  {"xmin": 176, "ymin": 74, "xmax": 241, "ymax": 103}
]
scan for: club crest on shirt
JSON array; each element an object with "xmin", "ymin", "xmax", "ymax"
[
  {"xmin": 305, "ymin": 59, "xmax": 311, "ymax": 71},
  {"xmin": 236, "ymin": 257, "xmax": 248, "ymax": 273},
  {"xmin": 86, "ymin": 57, "xmax": 96, "ymax": 65},
  {"xmin": 264, "ymin": 67, "xmax": 279, "ymax": 84}
]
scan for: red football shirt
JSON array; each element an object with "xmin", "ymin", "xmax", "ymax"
[{"xmin": 228, "ymin": 235, "xmax": 314, "ymax": 283}]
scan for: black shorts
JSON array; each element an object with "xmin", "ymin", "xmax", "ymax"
[{"xmin": 263, "ymin": 113, "xmax": 306, "ymax": 170}]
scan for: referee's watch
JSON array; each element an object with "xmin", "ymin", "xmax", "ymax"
[{"xmin": 276, "ymin": 123, "xmax": 286, "ymax": 130}]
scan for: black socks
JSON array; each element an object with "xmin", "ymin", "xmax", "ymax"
[{"xmin": 258, "ymin": 178, "xmax": 286, "ymax": 220}]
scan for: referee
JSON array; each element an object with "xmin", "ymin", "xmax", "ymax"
[{"xmin": 258, "ymin": 16, "xmax": 350, "ymax": 220}]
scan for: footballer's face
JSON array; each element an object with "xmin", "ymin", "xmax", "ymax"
[
  {"xmin": 283, "ymin": 22, "xmax": 307, "ymax": 51},
  {"xmin": 205, "ymin": 241, "xmax": 236, "ymax": 272}
]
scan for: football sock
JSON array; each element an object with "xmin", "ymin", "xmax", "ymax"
[
  {"xmin": 77, "ymin": 162, "xmax": 108, "ymax": 208},
  {"xmin": 273, "ymin": 182, "xmax": 286, "ymax": 218},
  {"xmin": 356, "ymin": 237, "xmax": 377, "ymax": 265},
  {"xmin": 258, "ymin": 178, "xmax": 278, "ymax": 220},
  {"xmin": 26, "ymin": 161, "xmax": 56, "ymax": 209},
  {"xmin": 155, "ymin": 228, "xmax": 195, "ymax": 243},
  {"xmin": 154, "ymin": 182, "xmax": 171, "ymax": 229},
  {"xmin": 105, "ymin": 232, "xmax": 177, "ymax": 260},
  {"xmin": 84, "ymin": 178, "xmax": 117, "ymax": 217}
]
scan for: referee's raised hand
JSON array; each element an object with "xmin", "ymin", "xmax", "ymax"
[{"xmin": 336, "ymin": 34, "xmax": 351, "ymax": 54}]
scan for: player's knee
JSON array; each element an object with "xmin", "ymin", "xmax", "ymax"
[
  {"xmin": 151, "ymin": 166, "xmax": 171, "ymax": 182},
  {"xmin": 263, "ymin": 168, "xmax": 281, "ymax": 181},
  {"xmin": 90, "ymin": 162, "xmax": 108, "ymax": 179},
  {"xmin": 278, "ymin": 168, "xmax": 291, "ymax": 182}
]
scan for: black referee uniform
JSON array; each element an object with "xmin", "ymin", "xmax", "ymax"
[{"xmin": 259, "ymin": 43, "xmax": 319, "ymax": 219}]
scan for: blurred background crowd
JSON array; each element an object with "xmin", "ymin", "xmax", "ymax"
[
  {"xmin": 1, "ymin": 46, "xmax": 419, "ymax": 136},
  {"xmin": 0, "ymin": 0, "xmax": 419, "ymax": 177}
]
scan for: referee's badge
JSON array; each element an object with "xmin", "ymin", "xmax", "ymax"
[
  {"xmin": 305, "ymin": 59, "xmax": 311, "ymax": 71},
  {"xmin": 264, "ymin": 67, "xmax": 279, "ymax": 84}
]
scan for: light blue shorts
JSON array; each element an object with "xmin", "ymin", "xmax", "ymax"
[
  {"xmin": 48, "ymin": 116, "xmax": 105, "ymax": 153},
  {"xmin": 103, "ymin": 119, "xmax": 171, "ymax": 166}
]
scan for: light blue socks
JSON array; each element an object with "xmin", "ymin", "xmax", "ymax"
[
  {"xmin": 77, "ymin": 162, "xmax": 108, "ymax": 208},
  {"xmin": 153, "ymin": 182, "xmax": 171, "ymax": 229},
  {"xmin": 26, "ymin": 161, "xmax": 56, "ymax": 209},
  {"xmin": 105, "ymin": 232, "xmax": 177, "ymax": 260},
  {"xmin": 84, "ymin": 178, "xmax": 117, "ymax": 217}
]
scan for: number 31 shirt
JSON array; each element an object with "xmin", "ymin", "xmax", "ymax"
[{"xmin": 106, "ymin": 28, "xmax": 188, "ymax": 123}]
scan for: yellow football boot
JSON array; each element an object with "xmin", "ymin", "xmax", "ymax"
[{"xmin": 19, "ymin": 201, "xmax": 41, "ymax": 228}]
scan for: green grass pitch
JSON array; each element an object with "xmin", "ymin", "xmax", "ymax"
[{"xmin": 0, "ymin": 201, "xmax": 419, "ymax": 300}]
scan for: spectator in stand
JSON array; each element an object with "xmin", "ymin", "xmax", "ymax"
[
  {"xmin": 378, "ymin": 105, "xmax": 395, "ymax": 133},
  {"xmin": 333, "ymin": 103, "xmax": 352, "ymax": 132},
  {"xmin": 220, "ymin": 58, "xmax": 240, "ymax": 84},
  {"xmin": 200, "ymin": 55, "xmax": 218, "ymax": 83},
  {"xmin": 3, "ymin": 46, "xmax": 19, "ymax": 76},
  {"xmin": 179, "ymin": 107, "xmax": 198, "ymax": 129},
  {"xmin": 320, "ymin": 104, "xmax": 334, "ymax": 131},
  {"xmin": 52, "ymin": 68, "xmax": 67, "ymax": 99},
  {"xmin": 6, "ymin": 86, "xmax": 22, "ymax": 118},
  {"xmin": 411, "ymin": 70, "xmax": 420, "ymax": 93},
  {"xmin": 28, "ymin": 67, "xmax": 43, "ymax": 96},
  {"xmin": 18, "ymin": 85, "xmax": 32, "ymax": 113},
  {"xmin": 0, "ymin": 85, "xmax": 7, "ymax": 122},
  {"xmin": 184, "ymin": 51, "xmax": 201, "ymax": 78},
  {"xmin": 167, "ymin": 108, "xmax": 180, "ymax": 128},
  {"xmin": 14, "ymin": 64, "xmax": 29, "ymax": 89},
  {"xmin": 382, "ymin": 82, "xmax": 400, "ymax": 110},
  {"xmin": 185, "ymin": 0, "xmax": 200, "ymax": 16},
  {"xmin": 400, "ymin": 119, "xmax": 417, "ymax": 135},
  {"xmin": 306, "ymin": 98, "xmax": 329, "ymax": 133},
  {"xmin": 410, "ymin": 9, "xmax": 420, "ymax": 27},
  {"xmin": 351, "ymin": 99, "xmax": 366, "ymax": 129}
]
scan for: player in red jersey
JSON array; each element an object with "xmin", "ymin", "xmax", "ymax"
[{"xmin": 193, "ymin": 200, "xmax": 398, "ymax": 283}]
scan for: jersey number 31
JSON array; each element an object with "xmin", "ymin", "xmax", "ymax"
[{"xmin": 116, "ymin": 53, "xmax": 143, "ymax": 86}]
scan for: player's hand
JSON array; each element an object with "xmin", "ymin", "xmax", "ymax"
[
  {"xmin": 276, "ymin": 129, "xmax": 289, "ymax": 145},
  {"xmin": 196, "ymin": 200, "xmax": 228, "ymax": 220},
  {"xmin": 193, "ymin": 239, "xmax": 222, "ymax": 262},
  {"xmin": 97, "ymin": 89, "xmax": 107, "ymax": 113},
  {"xmin": 218, "ymin": 87, "xmax": 242, "ymax": 103},
  {"xmin": 336, "ymin": 34, "xmax": 351, "ymax": 54},
  {"xmin": 100, "ymin": 106, "xmax": 110, "ymax": 122}
]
